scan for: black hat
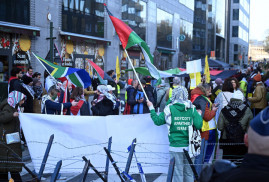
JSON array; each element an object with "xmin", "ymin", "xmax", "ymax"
[{"xmin": 22, "ymin": 75, "xmax": 33, "ymax": 85}]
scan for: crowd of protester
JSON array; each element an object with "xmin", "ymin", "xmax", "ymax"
[{"xmin": 1, "ymin": 61, "xmax": 269, "ymax": 181}]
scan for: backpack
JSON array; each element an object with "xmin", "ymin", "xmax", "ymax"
[{"xmin": 225, "ymin": 120, "xmax": 245, "ymax": 143}]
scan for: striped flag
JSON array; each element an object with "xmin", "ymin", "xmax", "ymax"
[
  {"xmin": 88, "ymin": 60, "xmax": 113, "ymax": 85},
  {"xmin": 33, "ymin": 53, "xmax": 91, "ymax": 88},
  {"xmin": 104, "ymin": 4, "xmax": 161, "ymax": 83}
]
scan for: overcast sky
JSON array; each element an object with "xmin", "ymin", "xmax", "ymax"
[{"xmin": 249, "ymin": 0, "xmax": 269, "ymax": 41}]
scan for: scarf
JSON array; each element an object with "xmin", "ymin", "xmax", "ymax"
[
  {"xmin": 33, "ymin": 85, "xmax": 43, "ymax": 99},
  {"xmin": 171, "ymin": 86, "xmax": 189, "ymax": 104},
  {"xmin": 22, "ymin": 83, "xmax": 35, "ymax": 98},
  {"xmin": 221, "ymin": 99, "xmax": 247, "ymax": 121},
  {"xmin": 7, "ymin": 91, "xmax": 26, "ymax": 112},
  {"xmin": 133, "ymin": 90, "xmax": 144, "ymax": 114}
]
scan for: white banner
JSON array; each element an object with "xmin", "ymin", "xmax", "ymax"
[
  {"xmin": 187, "ymin": 59, "xmax": 202, "ymax": 73},
  {"xmin": 19, "ymin": 113, "xmax": 170, "ymax": 174}
]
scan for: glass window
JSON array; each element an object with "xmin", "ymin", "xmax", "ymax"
[
  {"xmin": 180, "ymin": 19, "xmax": 193, "ymax": 56},
  {"xmin": 121, "ymin": 0, "xmax": 147, "ymax": 41},
  {"xmin": 234, "ymin": 54, "xmax": 238, "ymax": 61},
  {"xmin": 232, "ymin": 26, "xmax": 238, "ymax": 37},
  {"xmin": 233, "ymin": 0, "xmax": 239, "ymax": 3},
  {"xmin": 0, "ymin": 0, "xmax": 30, "ymax": 25},
  {"xmin": 179, "ymin": 0, "xmax": 194, "ymax": 10},
  {"xmin": 62, "ymin": 0, "xmax": 104, "ymax": 37},
  {"xmin": 215, "ymin": 0, "xmax": 225, "ymax": 37},
  {"xmin": 234, "ymin": 44, "xmax": 238, "ymax": 51},
  {"xmin": 233, "ymin": 9, "xmax": 239, "ymax": 20},
  {"xmin": 157, "ymin": 9, "xmax": 173, "ymax": 48}
]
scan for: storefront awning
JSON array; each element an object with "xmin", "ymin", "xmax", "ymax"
[
  {"xmin": 60, "ymin": 31, "xmax": 111, "ymax": 45},
  {"xmin": 0, "ymin": 21, "xmax": 40, "ymax": 36},
  {"xmin": 157, "ymin": 46, "xmax": 176, "ymax": 54}
]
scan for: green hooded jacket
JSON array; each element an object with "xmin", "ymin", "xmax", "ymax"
[{"xmin": 150, "ymin": 102, "xmax": 203, "ymax": 147}]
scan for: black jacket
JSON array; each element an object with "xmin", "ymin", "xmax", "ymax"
[
  {"xmin": 21, "ymin": 86, "xmax": 34, "ymax": 113},
  {"xmin": 91, "ymin": 97, "xmax": 115, "ymax": 116},
  {"xmin": 208, "ymin": 154, "xmax": 269, "ymax": 182},
  {"xmin": 128, "ymin": 89, "xmax": 154, "ymax": 114},
  {"xmin": 9, "ymin": 79, "xmax": 22, "ymax": 93}
]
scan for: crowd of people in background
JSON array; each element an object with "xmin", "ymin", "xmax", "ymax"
[{"xmin": 1, "ymin": 61, "xmax": 269, "ymax": 181}]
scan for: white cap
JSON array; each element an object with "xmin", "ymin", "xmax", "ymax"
[{"xmin": 107, "ymin": 85, "xmax": 115, "ymax": 91}]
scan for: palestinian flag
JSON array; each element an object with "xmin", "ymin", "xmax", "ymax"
[
  {"xmin": 104, "ymin": 4, "xmax": 161, "ymax": 82},
  {"xmin": 88, "ymin": 60, "xmax": 114, "ymax": 85},
  {"xmin": 33, "ymin": 53, "xmax": 91, "ymax": 88}
]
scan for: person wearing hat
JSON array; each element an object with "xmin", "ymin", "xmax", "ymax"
[
  {"xmin": 217, "ymin": 90, "xmax": 253, "ymax": 162},
  {"xmin": 211, "ymin": 78, "xmax": 223, "ymax": 102},
  {"xmin": 0, "ymin": 91, "xmax": 26, "ymax": 181},
  {"xmin": 21, "ymin": 75, "xmax": 34, "ymax": 113},
  {"xmin": 248, "ymin": 73, "xmax": 267, "ymax": 116},
  {"xmin": 208, "ymin": 106, "xmax": 269, "ymax": 181},
  {"xmin": 147, "ymin": 87, "xmax": 203, "ymax": 182}
]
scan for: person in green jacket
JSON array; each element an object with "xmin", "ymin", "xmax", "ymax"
[{"xmin": 147, "ymin": 86, "xmax": 203, "ymax": 182}]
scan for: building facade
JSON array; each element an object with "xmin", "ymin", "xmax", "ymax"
[
  {"xmin": 226, "ymin": 0, "xmax": 250, "ymax": 65},
  {"xmin": 249, "ymin": 40, "xmax": 269, "ymax": 61},
  {"xmin": 0, "ymin": 0, "xmax": 195, "ymax": 87}
]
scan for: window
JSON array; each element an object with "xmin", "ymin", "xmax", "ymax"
[
  {"xmin": 234, "ymin": 44, "xmax": 238, "ymax": 51},
  {"xmin": 0, "ymin": 0, "xmax": 30, "ymax": 25},
  {"xmin": 233, "ymin": 9, "xmax": 239, "ymax": 20},
  {"xmin": 232, "ymin": 26, "xmax": 238, "ymax": 37},
  {"xmin": 122, "ymin": 0, "xmax": 147, "ymax": 41},
  {"xmin": 157, "ymin": 9, "xmax": 173, "ymax": 48},
  {"xmin": 62, "ymin": 0, "xmax": 104, "ymax": 37},
  {"xmin": 233, "ymin": 0, "xmax": 239, "ymax": 3},
  {"xmin": 234, "ymin": 54, "xmax": 238, "ymax": 61}
]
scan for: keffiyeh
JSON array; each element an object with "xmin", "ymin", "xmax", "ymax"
[{"xmin": 7, "ymin": 91, "xmax": 26, "ymax": 108}]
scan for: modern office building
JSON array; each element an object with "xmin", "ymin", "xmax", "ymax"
[
  {"xmin": 192, "ymin": 0, "xmax": 227, "ymax": 62},
  {"xmin": 226, "ymin": 0, "xmax": 250, "ymax": 65}
]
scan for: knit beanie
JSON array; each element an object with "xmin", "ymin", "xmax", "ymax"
[
  {"xmin": 215, "ymin": 78, "xmax": 223, "ymax": 86},
  {"xmin": 253, "ymin": 74, "xmax": 262, "ymax": 82},
  {"xmin": 248, "ymin": 107, "xmax": 269, "ymax": 156}
]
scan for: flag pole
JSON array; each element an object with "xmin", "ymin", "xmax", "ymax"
[{"xmin": 124, "ymin": 49, "xmax": 149, "ymax": 101}]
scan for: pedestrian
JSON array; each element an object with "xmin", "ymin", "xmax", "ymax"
[
  {"xmin": 191, "ymin": 83, "xmax": 218, "ymax": 174},
  {"xmin": 26, "ymin": 66, "xmax": 33, "ymax": 78},
  {"xmin": 147, "ymin": 86, "xmax": 203, "ymax": 182},
  {"xmin": 124, "ymin": 79, "xmax": 138, "ymax": 115},
  {"xmin": 8, "ymin": 67, "xmax": 23, "ymax": 93},
  {"xmin": 70, "ymin": 87, "xmax": 90, "ymax": 116},
  {"xmin": 128, "ymin": 80, "xmax": 154, "ymax": 114},
  {"xmin": 144, "ymin": 76, "xmax": 157, "ymax": 107},
  {"xmin": 248, "ymin": 73, "xmax": 267, "ymax": 116},
  {"xmin": 214, "ymin": 78, "xmax": 234, "ymax": 122},
  {"xmin": 239, "ymin": 74, "xmax": 248, "ymax": 97},
  {"xmin": 59, "ymin": 80, "xmax": 73, "ymax": 115},
  {"xmin": 32, "ymin": 78, "xmax": 47, "ymax": 113},
  {"xmin": 91, "ymin": 85, "xmax": 118, "ymax": 116},
  {"xmin": 155, "ymin": 79, "xmax": 168, "ymax": 112},
  {"xmin": 207, "ymin": 106, "xmax": 269, "ymax": 182},
  {"xmin": 166, "ymin": 77, "xmax": 181, "ymax": 101},
  {"xmin": 42, "ymin": 88, "xmax": 77, "ymax": 114},
  {"xmin": 107, "ymin": 70, "xmax": 118, "ymax": 97},
  {"xmin": 230, "ymin": 77, "xmax": 240, "ymax": 92},
  {"xmin": 211, "ymin": 78, "xmax": 223, "ymax": 102},
  {"xmin": 21, "ymin": 75, "xmax": 34, "ymax": 113},
  {"xmin": 0, "ymin": 91, "xmax": 26, "ymax": 181},
  {"xmin": 217, "ymin": 90, "xmax": 253, "ymax": 163}
]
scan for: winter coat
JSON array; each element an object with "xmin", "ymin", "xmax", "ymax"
[
  {"xmin": 21, "ymin": 86, "xmax": 34, "ymax": 113},
  {"xmin": 70, "ymin": 100, "xmax": 90, "ymax": 116},
  {"xmin": 156, "ymin": 86, "xmax": 168, "ymax": 112},
  {"xmin": 217, "ymin": 99, "xmax": 253, "ymax": 139},
  {"xmin": 8, "ymin": 78, "xmax": 22, "ymax": 93},
  {"xmin": 128, "ymin": 89, "xmax": 155, "ymax": 114},
  {"xmin": 191, "ymin": 86, "xmax": 216, "ymax": 140},
  {"xmin": 59, "ymin": 90, "xmax": 71, "ymax": 115},
  {"xmin": 149, "ymin": 102, "xmax": 202, "ymax": 148},
  {"xmin": 145, "ymin": 84, "xmax": 156, "ymax": 106},
  {"xmin": 91, "ymin": 97, "xmax": 115, "ymax": 116},
  {"xmin": 42, "ymin": 100, "xmax": 72, "ymax": 115},
  {"xmin": 0, "ymin": 100, "xmax": 22, "ymax": 172},
  {"xmin": 214, "ymin": 91, "xmax": 233, "ymax": 122},
  {"xmin": 210, "ymin": 154, "xmax": 269, "ymax": 182},
  {"xmin": 239, "ymin": 78, "xmax": 248, "ymax": 97},
  {"xmin": 33, "ymin": 87, "xmax": 47, "ymax": 113},
  {"xmin": 248, "ymin": 83, "xmax": 267, "ymax": 109}
]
